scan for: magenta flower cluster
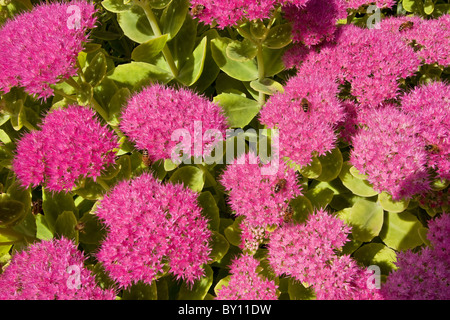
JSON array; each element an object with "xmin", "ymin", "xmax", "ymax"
[
  {"xmin": 215, "ymin": 254, "xmax": 278, "ymax": 300},
  {"xmin": 267, "ymin": 209, "xmax": 381, "ymax": 299},
  {"xmin": 12, "ymin": 105, "xmax": 119, "ymax": 192},
  {"xmin": 382, "ymin": 213, "xmax": 450, "ymax": 300},
  {"xmin": 220, "ymin": 152, "xmax": 302, "ymax": 228},
  {"xmin": 0, "ymin": 238, "xmax": 115, "ymax": 300},
  {"xmin": 0, "ymin": 1, "xmax": 97, "ymax": 99},
  {"xmin": 120, "ymin": 84, "xmax": 227, "ymax": 163},
  {"xmin": 259, "ymin": 72, "xmax": 339, "ymax": 168},
  {"xmin": 349, "ymin": 106, "xmax": 430, "ymax": 200},
  {"xmin": 95, "ymin": 172, "xmax": 212, "ymax": 289}
]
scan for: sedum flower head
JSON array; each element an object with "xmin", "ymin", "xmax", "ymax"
[
  {"xmin": 0, "ymin": 1, "xmax": 97, "ymax": 99},
  {"xmin": 0, "ymin": 238, "xmax": 115, "ymax": 300},
  {"xmin": 220, "ymin": 152, "xmax": 302, "ymax": 228},
  {"xmin": 313, "ymin": 255, "xmax": 383, "ymax": 300},
  {"xmin": 400, "ymin": 81, "xmax": 450, "ymax": 181},
  {"xmin": 215, "ymin": 254, "xmax": 278, "ymax": 300},
  {"xmin": 260, "ymin": 73, "xmax": 338, "ymax": 168},
  {"xmin": 342, "ymin": 0, "xmax": 395, "ymax": 9},
  {"xmin": 427, "ymin": 212, "xmax": 450, "ymax": 263},
  {"xmin": 189, "ymin": 0, "xmax": 277, "ymax": 29},
  {"xmin": 12, "ymin": 105, "xmax": 119, "ymax": 192},
  {"xmin": 349, "ymin": 107, "xmax": 430, "ymax": 200},
  {"xmin": 267, "ymin": 209, "xmax": 351, "ymax": 285},
  {"xmin": 95, "ymin": 172, "xmax": 212, "ymax": 289},
  {"xmin": 120, "ymin": 84, "xmax": 227, "ymax": 163},
  {"xmin": 285, "ymin": 0, "xmax": 347, "ymax": 47}
]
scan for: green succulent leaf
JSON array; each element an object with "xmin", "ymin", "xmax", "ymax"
[
  {"xmin": 84, "ymin": 52, "xmax": 107, "ymax": 87},
  {"xmin": 380, "ymin": 211, "xmax": 424, "ymax": 251},
  {"xmin": 117, "ymin": 5, "xmax": 154, "ymax": 43},
  {"xmin": 0, "ymin": 200, "xmax": 25, "ymax": 227},
  {"xmin": 169, "ymin": 166, "xmax": 205, "ymax": 192},
  {"xmin": 378, "ymin": 192, "xmax": 410, "ymax": 213},
  {"xmin": 209, "ymin": 231, "xmax": 230, "ymax": 263},
  {"xmin": 339, "ymin": 162, "xmax": 378, "ymax": 197},
  {"xmin": 353, "ymin": 243, "xmax": 398, "ymax": 275},
  {"xmin": 345, "ymin": 198, "xmax": 384, "ymax": 242},
  {"xmin": 263, "ymin": 23, "xmax": 292, "ymax": 49},
  {"xmin": 198, "ymin": 191, "xmax": 220, "ymax": 231},
  {"xmin": 213, "ymin": 93, "xmax": 260, "ymax": 128},
  {"xmin": 249, "ymin": 78, "xmax": 284, "ymax": 96},
  {"xmin": 131, "ymin": 34, "xmax": 169, "ymax": 62},
  {"xmin": 107, "ymin": 62, "xmax": 173, "ymax": 89},
  {"xmin": 177, "ymin": 36, "xmax": 207, "ymax": 86},
  {"xmin": 226, "ymin": 38, "xmax": 258, "ymax": 62},
  {"xmin": 161, "ymin": 0, "xmax": 189, "ymax": 40},
  {"xmin": 101, "ymin": 0, "xmax": 133, "ymax": 13},
  {"xmin": 316, "ymin": 148, "xmax": 343, "ymax": 182},
  {"xmin": 55, "ymin": 210, "xmax": 78, "ymax": 243},
  {"xmin": 177, "ymin": 265, "xmax": 213, "ymax": 300}
]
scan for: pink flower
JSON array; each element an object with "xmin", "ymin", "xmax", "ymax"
[
  {"xmin": 427, "ymin": 213, "xmax": 450, "ymax": 263},
  {"xmin": 215, "ymin": 254, "xmax": 278, "ymax": 300},
  {"xmin": 12, "ymin": 105, "xmax": 119, "ymax": 192},
  {"xmin": 0, "ymin": 238, "xmax": 116, "ymax": 300},
  {"xmin": 381, "ymin": 247, "xmax": 450, "ymax": 300},
  {"xmin": 0, "ymin": 1, "xmax": 97, "ymax": 99},
  {"xmin": 349, "ymin": 107, "xmax": 430, "ymax": 200},
  {"xmin": 343, "ymin": 0, "xmax": 395, "ymax": 9},
  {"xmin": 400, "ymin": 81, "xmax": 450, "ymax": 181},
  {"xmin": 220, "ymin": 152, "xmax": 302, "ymax": 228},
  {"xmin": 95, "ymin": 172, "xmax": 212, "ymax": 289},
  {"xmin": 120, "ymin": 84, "xmax": 227, "ymax": 163},
  {"xmin": 267, "ymin": 209, "xmax": 351, "ymax": 285},
  {"xmin": 313, "ymin": 255, "xmax": 383, "ymax": 300},
  {"xmin": 285, "ymin": 0, "xmax": 347, "ymax": 47},
  {"xmin": 259, "ymin": 72, "xmax": 338, "ymax": 168},
  {"xmin": 189, "ymin": 0, "xmax": 279, "ymax": 28}
]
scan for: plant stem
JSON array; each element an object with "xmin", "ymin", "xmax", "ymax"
[
  {"xmin": 138, "ymin": 1, "xmax": 179, "ymax": 78},
  {"xmin": 65, "ymin": 77, "xmax": 82, "ymax": 91},
  {"xmin": 256, "ymin": 44, "xmax": 266, "ymax": 106},
  {"xmin": 22, "ymin": 120, "xmax": 37, "ymax": 131}
]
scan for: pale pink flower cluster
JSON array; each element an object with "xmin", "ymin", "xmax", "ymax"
[
  {"xmin": 215, "ymin": 254, "xmax": 278, "ymax": 300},
  {"xmin": 95, "ymin": 173, "xmax": 212, "ymax": 288},
  {"xmin": 0, "ymin": 238, "xmax": 115, "ymax": 300}
]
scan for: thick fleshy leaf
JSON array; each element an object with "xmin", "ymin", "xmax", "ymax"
[
  {"xmin": 263, "ymin": 23, "xmax": 292, "ymax": 49},
  {"xmin": 289, "ymin": 195, "xmax": 314, "ymax": 223},
  {"xmin": 101, "ymin": 0, "xmax": 133, "ymax": 13},
  {"xmin": 55, "ymin": 210, "xmax": 78, "ymax": 243},
  {"xmin": 108, "ymin": 87, "xmax": 131, "ymax": 126},
  {"xmin": 378, "ymin": 192, "xmax": 409, "ymax": 213},
  {"xmin": 346, "ymin": 198, "xmax": 384, "ymax": 242},
  {"xmin": 42, "ymin": 189, "xmax": 78, "ymax": 227},
  {"xmin": 161, "ymin": 0, "xmax": 189, "ymax": 40},
  {"xmin": 224, "ymin": 216, "xmax": 244, "ymax": 247},
  {"xmin": 0, "ymin": 200, "xmax": 25, "ymax": 227},
  {"xmin": 35, "ymin": 214, "xmax": 54, "ymax": 240},
  {"xmin": 78, "ymin": 211, "xmax": 106, "ymax": 245},
  {"xmin": 380, "ymin": 211, "xmax": 424, "ymax": 251},
  {"xmin": 107, "ymin": 62, "xmax": 173, "ymax": 89},
  {"xmin": 211, "ymin": 37, "xmax": 259, "ymax": 81},
  {"xmin": 149, "ymin": 0, "xmax": 173, "ymax": 9},
  {"xmin": 213, "ymin": 93, "xmax": 260, "ymax": 128},
  {"xmin": 305, "ymin": 185, "xmax": 334, "ymax": 210},
  {"xmin": 317, "ymin": 148, "xmax": 343, "ymax": 182},
  {"xmin": 84, "ymin": 52, "xmax": 107, "ymax": 87},
  {"xmin": 177, "ymin": 36, "xmax": 207, "ymax": 86},
  {"xmin": 339, "ymin": 162, "xmax": 378, "ymax": 197},
  {"xmin": 209, "ymin": 231, "xmax": 230, "ymax": 263},
  {"xmin": 177, "ymin": 265, "xmax": 213, "ymax": 300},
  {"xmin": 169, "ymin": 166, "xmax": 205, "ymax": 192},
  {"xmin": 76, "ymin": 82, "xmax": 93, "ymax": 106},
  {"xmin": 226, "ymin": 38, "xmax": 258, "ymax": 62},
  {"xmin": 353, "ymin": 243, "xmax": 398, "ymax": 275},
  {"xmin": 131, "ymin": 34, "xmax": 169, "ymax": 62},
  {"xmin": 299, "ymin": 157, "xmax": 322, "ymax": 179},
  {"xmin": 288, "ymin": 279, "xmax": 315, "ymax": 300},
  {"xmin": 117, "ymin": 6, "xmax": 154, "ymax": 43},
  {"xmin": 249, "ymin": 78, "xmax": 284, "ymax": 96},
  {"xmin": 122, "ymin": 282, "xmax": 158, "ymax": 300},
  {"xmin": 198, "ymin": 191, "xmax": 220, "ymax": 231}
]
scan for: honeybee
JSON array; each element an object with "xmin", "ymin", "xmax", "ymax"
[
  {"xmin": 300, "ymin": 98, "xmax": 310, "ymax": 112},
  {"xmin": 284, "ymin": 205, "xmax": 294, "ymax": 223},
  {"xmin": 31, "ymin": 199, "xmax": 42, "ymax": 215},
  {"xmin": 425, "ymin": 144, "xmax": 440, "ymax": 154},
  {"xmin": 191, "ymin": 4, "xmax": 205, "ymax": 16},
  {"xmin": 75, "ymin": 222, "xmax": 85, "ymax": 233},
  {"xmin": 274, "ymin": 178, "xmax": 287, "ymax": 193},
  {"xmin": 142, "ymin": 149, "xmax": 151, "ymax": 166},
  {"xmin": 399, "ymin": 21, "xmax": 414, "ymax": 32}
]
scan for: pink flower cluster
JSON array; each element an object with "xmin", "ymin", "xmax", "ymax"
[
  {"xmin": 267, "ymin": 209, "xmax": 381, "ymax": 299},
  {"xmin": 289, "ymin": 24, "xmax": 421, "ymax": 107},
  {"xmin": 400, "ymin": 81, "xmax": 450, "ymax": 181},
  {"xmin": 381, "ymin": 213, "xmax": 450, "ymax": 300},
  {"xmin": 259, "ymin": 72, "xmax": 339, "ymax": 168},
  {"xmin": 380, "ymin": 14, "xmax": 450, "ymax": 67},
  {"xmin": 12, "ymin": 105, "xmax": 119, "ymax": 192},
  {"xmin": 0, "ymin": 238, "xmax": 115, "ymax": 300},
  {"xmin": 215, "ymin": 254, "xmax": 278, "ymax": 300},
  {"xmin": 120, "ymin": 84, "xmax": 227, "ymax": 163},
  {"xmin": 285, "ymin": 0, "xmax": 347, "ymax": 47},
  {"xmin": 189, "ymin": 0, "xmax": 311, "ymax": 28},
  {"xmin": 343, "ymin": 0, "xmax": 395, "ymax": 9},
  {"xmin": 349, "ymin": 106, "xmax": 430, "ymax": 200},
  {"xmin": 0, "ymin": 1, "xmax": 97, "ymax": 99},
  {"xmin": 95, "ymin": 173, "xmax": 212, "ymax": 289},
  {"xmin": 267, "ymin": 209, "xmax": 351, "ymax": 284},
  {"xmin": 220, "ymin": 152, "xmax": 302, "ymax": 228}
]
